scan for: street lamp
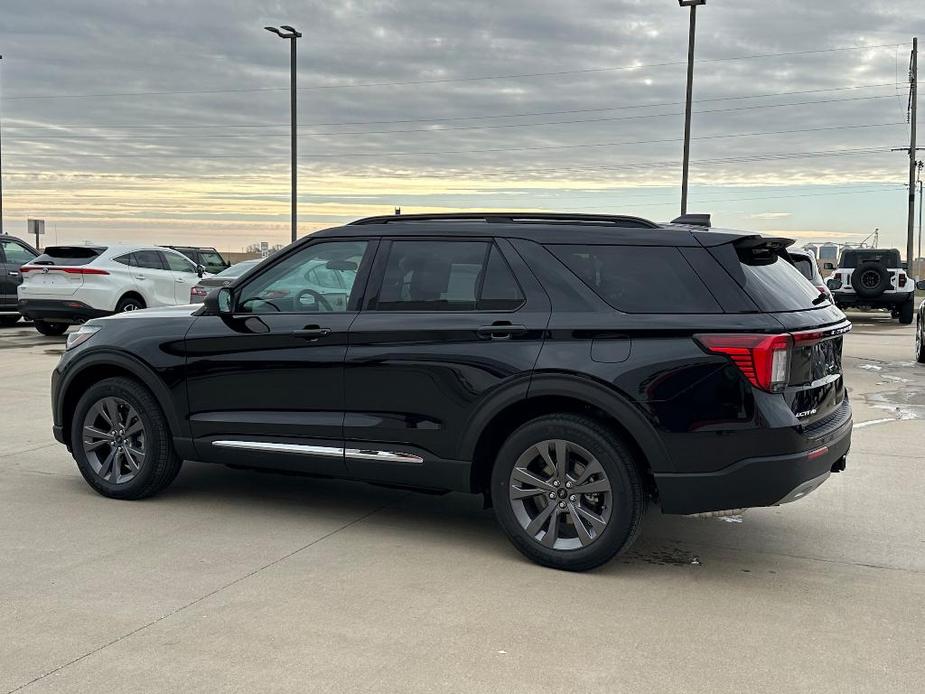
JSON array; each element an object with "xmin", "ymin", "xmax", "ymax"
[
  {"xmin": 265, "ymin": 25, "xmax": 302, "ymax": 244},
  {"xmin": 678, "ymin": 0, "xmax": 706, "ymax": 216}
]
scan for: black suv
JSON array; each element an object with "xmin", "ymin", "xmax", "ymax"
[{"xmin": 51, "ymin": 213, "xmax": 852, "ymax": 571}]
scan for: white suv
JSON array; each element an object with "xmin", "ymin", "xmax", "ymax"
[
  {"xmin": 826, "ymin": 248, "xmax": 915, "ymax": 324},
  {"xmin": 18, "ymin": 245, "xmax": 208, "ymax": 335}
]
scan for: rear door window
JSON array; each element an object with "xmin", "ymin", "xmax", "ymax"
[
  {"xmin": 791, "ymin": 257, "xmax": 815, "ymax": 281},
  {"xmin": 738, "ymin": 251, "xmax": 825, "ymax": 312},
  {"xmin": 133, "ymin": 250, "xmax": 166, "ymax": 270},
  {"xmin": 0, "ymin": 239, "xmax": 37, "ymax": 266},
  {"xmin": 547, "ymin": 245, "xmax": 720, "ymax": 313}
]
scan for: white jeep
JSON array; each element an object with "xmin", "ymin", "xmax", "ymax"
[{"xmin": 826, "ymin": 248, "xmax": 915, "ymax": 324}]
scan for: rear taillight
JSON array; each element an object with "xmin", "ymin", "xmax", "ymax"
[
  {"xmin": 695, "ymin": 333, "xmax": 793, "ymax": 393},
  {"xmin": 20, "ymin": 265, "xmax": 109, "ymax": 275},
  {"xmin": 190, "ymin": 286, "xmax": 208, "ymax": 301},
  {"xmin": 899, "ymin": 273, "xmax": 907, "ymax": 288}
]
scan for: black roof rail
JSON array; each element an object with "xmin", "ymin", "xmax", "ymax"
[
  {"xmin": 670, "ymin": 213, "xmax": 712, "ymax": 228},
  {"xmin": 349, "ymin": 212, "xmax": 661, "ymax": 229}
]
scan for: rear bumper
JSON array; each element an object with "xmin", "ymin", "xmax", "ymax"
[
  {"xmin": 654, "ymin": 411, "xmax": 852, "ymax": 515},
  {"xmin": 18, "ymin": 299, "xmax": 110, "ymax": 324},
  {"xmin": 832, "ymin": 292, "xmax": 912, "ymax": 308}
]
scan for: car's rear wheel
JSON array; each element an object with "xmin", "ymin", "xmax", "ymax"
[
  {"xmin": 116, "ymin": 295, "xmax": 145, "ymax": 312},
  {"xmin": 916, "ymin": 317, "xmax": 925, "ymax": 363},
  {"xmin": 0, "ymin": 315, "xmax": 20, "ymax": 327},
  {"xmin": 491, "ymin": 414, "xmax": 646, "ymax": 571},
  {"xmin": 899, "ymin": 299, "xmax": 914, "ymax": 325},
  {"xmin": 34, "ymin": 320, "xmax": 68, "ymax": 336},
  {"xmin": 70, "ymin": 377, "xmax": 182, "ymax": 499}
]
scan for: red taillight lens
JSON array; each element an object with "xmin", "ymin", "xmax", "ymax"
[
  {"xmin": 190, "ymin": 286, "xmax": 208, "ymax": 300},
  {"xmin": 899, "ymin": 273, "xmax": 907, "ymax": 288},
  {"xmin": 696, "ymin": 333, "xmax": 793, "ymax": 392},
  {"xmin": 20, "ymin": 265, "xmax": 109, "ymax": 275}
]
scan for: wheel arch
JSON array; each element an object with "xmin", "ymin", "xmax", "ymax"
[
  {"xmin": 58, "ymin": 351, "xmax": 187, "ymax": 448},
  {"xmin": 465, "ymin": 373, "xmax": 672, "ymax": 496},
  {"xmin": 116, "ymin": 291, "xmax": 147, "ymax": 310}
]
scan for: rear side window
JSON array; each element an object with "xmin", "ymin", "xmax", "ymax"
[
  {"xmin": 133, "ymin": 250, "xmax": 165, "ymax": 270},
  {"xmin": 791, "ymin": 257, "xmax": 815, "ymax": 281},
  {"xmin": 548, "ymin": 245, "xmax": 720, "ymax": 313},
  {"xmin": 1, "ymin": 239, "xmax": 37, "ymax": 266},
  {"xmin": 373, "ymin": 240, "xmax": 524, "ymax": 311}
]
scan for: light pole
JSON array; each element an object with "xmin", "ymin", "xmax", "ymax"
[
  {"xmin": 0, "ymin": 54, "xmax": 5, "ymax": 235},
  {"xmin": 265, "ymin": 25, "xmax": 302, "ymax": 244},
  {"xmin": 679, "ymin": 0, "xmax": 706, "ymax": 217}
]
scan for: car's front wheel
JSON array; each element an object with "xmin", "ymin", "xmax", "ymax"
[
  {"xmin": 70, "ymin": 377, "xmax": 182, "ymax": 499},
  {"xmin": 33, "ymin": 320, "xmax": 68, "ymax": 336},
  {"xmin": 491, "ymin": 414, "xmax": 646, "ymax": 571}
]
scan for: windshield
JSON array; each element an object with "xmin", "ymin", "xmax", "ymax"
[{"xmin": 217, "ymin": 260, "xmax": 259, "ymax": 278}]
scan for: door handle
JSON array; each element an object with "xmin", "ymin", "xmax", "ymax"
[
  {"xmin": 175, "ymin": 278, "xmax": 185, "ymax": 283},
  {"xmin": 134, "ymin": 275, "xmax": 146, "ymax": 280},
  {"xmin": 8, "ymin": 271, "xmax": 19, "ymax": 277},
  {"xmin": 477, "ymin": 322, "xmax": 528, "ymax": 339},
  {"xmin": 291, "ymin": 326, "xmax": 331, "ymax": 340}
]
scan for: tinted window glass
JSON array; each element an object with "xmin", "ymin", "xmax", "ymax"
[
  {"xmin": 791, "ymin": 257, "xmax": 814, "ymax": 281},
  {"xmin": 549, "ymin": 245, "xmax": 720, "ymax": 313},
  {"xmin": 238, "ymin": 241, "xmax": 367, "ymax": 314},
  {"xmin": 133, "ymin": 250, "xmax": 165, "ymax": 270},
  {"xmin": 479, "ymin": 246, "xmax": 524, "ymax": 310},
  {"xmin": 1, "ymin": 240, "xmax": 37, "ymax": 266},
  {"xmin": 163, "ymin": 251, "xmax": 198, "ymax": 273},
  {"xmin": 113, "ymin": 253, "xmax": 135, "ymax": 267},
  {"xmin": 32, "ymin": 246, "xmax": 105, "ymax": 267},
  {"xmin": 374, "ymin": 240, "xmax": 524, "ymax": 312},
  {"xmin": 840, "ymin": 250, "xmax": 901, "ymax": 268},
  {"xmin": 739, "ymin": 252, "xmax": 825, "ymax": 311}
]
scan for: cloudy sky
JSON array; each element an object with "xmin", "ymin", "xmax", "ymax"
[{"xmin": 1, "ymin": 0, "xmax": 922, "ymax": 251}]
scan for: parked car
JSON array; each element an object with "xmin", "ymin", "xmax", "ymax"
[
  {"xmin": 51, "ymin": 213, "xmax": 852, "ymax": 571},
  {"xmin": 789, "ymin": 248, "xmax": 833, "ymax": 302},
  {"xmin": 18, "ymin": 245, "xmax": 207, "ymax": 336},
  {"xmin": 189, "ymin": 259, "xmax": 262, "ymax": 303},
  {"xmin": 915, "ymin": 279, "xmax": 925, "ymax": 363},
  {"xmin": 0, "ymin": 235, "xmax": 39, "ymax": 326},
  {"xmin": 826, "ymin": 248, "xmax": 914, "ymax": 323},
  {"xmin": 163, "ymin": 246, "xmax": 230, "ymax": 275}
]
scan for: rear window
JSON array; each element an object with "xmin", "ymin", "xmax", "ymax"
[
  {"xmin": 739, "ymin": 251, "xmax": 824, "ymax": 312},
  {"xmin": 32, "ymin": 246, "xmax": 106, "ymax": 267},
  {"xmin": 840, "ymin": 250, "xmax": 901, "ymax": 268},
  {"xmin": 548, "ymin": 245, "xmax": 721, "ymax": 313}
]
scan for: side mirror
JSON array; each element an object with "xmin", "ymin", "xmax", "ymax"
[
  {"xmin": 197, "ymin": 264, "xmax": 205, "ymax": 278},
  {"xmin": 203, "ymin": 286, "xmax": 234, "ymax": 315},
  {"xmin": 916, "ymin": 280, "xmax": 925, "ymax": 291},
  {"xmin": 826, "ymin": 278, "xmax": 843, "ymax": 291}
]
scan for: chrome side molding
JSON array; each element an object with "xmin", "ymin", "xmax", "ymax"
[
  {"xmin": 344, "ymin": 449, "xmax": 424, "ymax": 464},
  {"xmin": 211, "ymin": 440, "xmax": 424, "ymax": 464}
]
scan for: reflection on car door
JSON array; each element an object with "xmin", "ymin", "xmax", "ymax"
[
  {"xmin": 344, "ymin": 238, "xmax": 550, "ymax": 489},
  {"xmin": 129, "ymin": 250, "xmax": 176, "ymax": 306},
  {"xmin": 183, "ymin": 239, "xmax": 375, "ymax": 476}
]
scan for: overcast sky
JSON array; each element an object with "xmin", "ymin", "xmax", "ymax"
[{"xmin": 1, "ymin": 0, "xmax": 923, "ymax": 251}]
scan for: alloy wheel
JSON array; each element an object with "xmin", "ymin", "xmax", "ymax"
[
  {"xmin": 508, "ymin": 439, "xmax": 613, "ymax": 550},
  {"xmin": 81, "ymin": 396, "xmax": 146, "ymax": 484}
]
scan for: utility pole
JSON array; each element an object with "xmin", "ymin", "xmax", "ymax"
[
  {"xmin": 265, "ymin": 25, "xmax": 302, "ymax": 244},
  {"xmin": 906, "ymin": 37, "xmax": 918, "ymax": 271},
  {"xmin": 679, "ymin": 0, "xmax": 706, "ymax": 216}
]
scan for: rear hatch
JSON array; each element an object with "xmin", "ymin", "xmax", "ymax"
[
  {"xmin": 699, "ymin": 235, "xmax": 849, "ymax": 432},
  {"xmin": 19, "ymin": 246, "xmax": 107, "ymax": 298}
]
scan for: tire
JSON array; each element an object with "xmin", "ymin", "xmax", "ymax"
[
  {"xmin": 70, "ymin": 376, "xmax": 182, "ymax": 500},
  {"xmin": 899, "ymin": 299, "xmax": 914, "ymax": 325},
  {"xmin": 916, "ymin": 317, "xmax": 925, "ymax": 363},
  {"xmin": 115, "ymin": 295, "xmax": 146, "ymax": 312},
  {"xmin": 490, "ymin": 414, "xmax": 646, "ymax": 571},
  {"xmin": 34, "ymin": 320, "xmax": 68, "ymax": 336},
  {"xmin": 850, "ymin": 262, "xmax": 891, "ymax": 298},
  {"xmin": 0, "ymin": 315, "xmax": 20, "ymax": 327}
]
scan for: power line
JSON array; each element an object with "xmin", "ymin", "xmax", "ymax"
[
  {"xmin": 2, "ymin": 43, "xmax": 903, "ymax": 101},
  {"xmin": 5, "ymin": 81, "xmax": 898, "ymax": 132},
  {"xmin": 3, "ymin": 93, "xmax": 899, "ymax": 142}
]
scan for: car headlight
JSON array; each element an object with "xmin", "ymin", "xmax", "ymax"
[{"xmin": 66, "ymin": 325, "xmax": 101, "ymax": 350}]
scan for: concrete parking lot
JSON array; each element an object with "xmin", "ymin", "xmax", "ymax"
[{"xmin": 1, "ymin": 314, "xmax": 923, "ymax": 693}]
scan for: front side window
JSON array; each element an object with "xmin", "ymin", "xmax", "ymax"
[
  {"xmin": 373, "ymin": 240, "xmax": 523, "ymax": 312},
  {"xmin": 163, "ymin": 250, "xmax": 198, "ymax": 273},
  {"xmin": 237, "ymin": 241, "xmax": 368, "ymax": 314},
  {"xmin": 1, "ymin": 240, "xmax": 37, "ymax": 266}
]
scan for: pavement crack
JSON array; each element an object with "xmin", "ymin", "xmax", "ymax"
[{"xmin": 5, "ymin": 496, "xmax": 405, "ymax": 694}]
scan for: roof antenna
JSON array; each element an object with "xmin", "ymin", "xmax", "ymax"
[{"xmin": 394, "ymin": 207, "xmax": 401, "ymax": 216}]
